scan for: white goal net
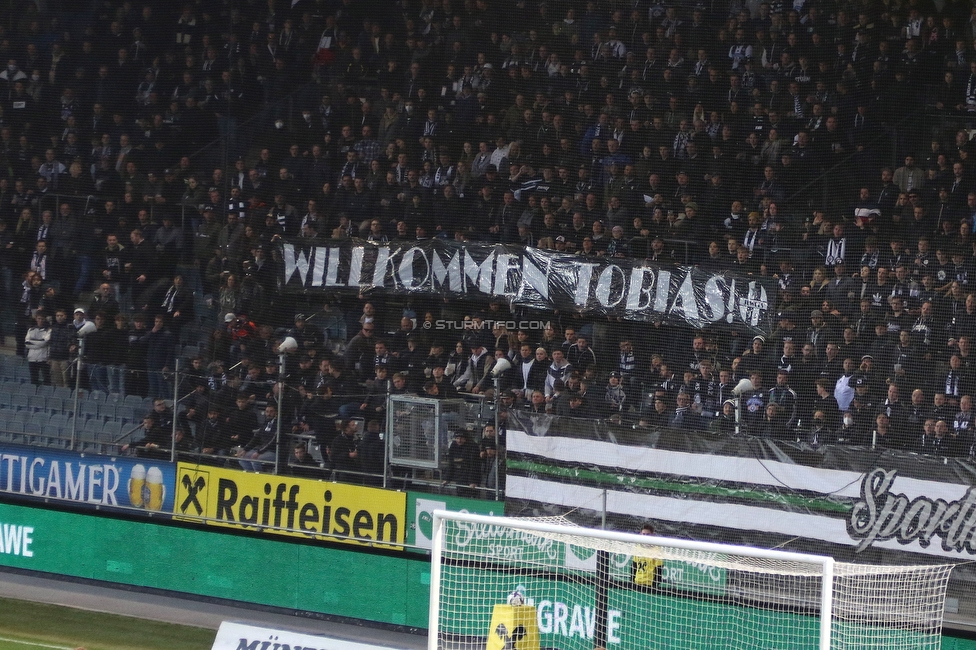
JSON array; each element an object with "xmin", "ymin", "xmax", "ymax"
[{"xmin": 428, "ymin": 512, "xmax": 954, "ymax": 650}]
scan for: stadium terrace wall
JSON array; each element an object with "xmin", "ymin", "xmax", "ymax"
[
  {"xmin": 0, "ymin": 499, "xmax": 432, "ymax": 627},
  {"xmin": 0, "ymin": 499, "xmax": 972, "ymax": 650},
  {"xmin": 0, "ymin": 487, "xmax": 500, "ymax": 630},
  {"xmin": 0, "ymin": 445, "xmax": 975, "ymax": 647}
]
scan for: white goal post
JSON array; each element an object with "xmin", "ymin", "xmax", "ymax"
[{"xmin": 428, "ymin": 511, "xmax": 954, "ymax": 650}]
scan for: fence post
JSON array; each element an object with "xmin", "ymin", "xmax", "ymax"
[
  {"xmin": 493, "ymin": 377, "xmax": 500, "ymax": 501},
  {"xmin": 601, "ymin": 488, "xmax": 607, "ymax": 530},
  {"xmin": 171, "ymin": 358, "xmax": 179, "ymax": 463},
  {"xmin": 70, "ymin": 336, "xmax": 83, "ymax": 451},
  {"xmin": 274, "ymin": 352, "xmax": 286, "ymax": 475},
  {"xmin": 383, "ymin": 393, "xmax": 392, "ymax": 489}
]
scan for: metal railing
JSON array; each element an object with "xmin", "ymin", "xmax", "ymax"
[
  {"xmin": 782, "ymin": 104, "xmax": 928, "ymax": 219},
  {"xmin": 0, "ymin": 353, "xmax": 505, "ymax": 500}
]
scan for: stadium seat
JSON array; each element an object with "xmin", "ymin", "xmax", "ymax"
[
  {"xmin": 15, "ymin": 384, "xmax": 36, "ymax": 397},
  {"xmin": 88, "ymin": 390, "xmax": 107, "ymax": 401},
  {"xmin": 9, "ymin": 395, "xmax": 29, "ymax": 413},
  {"xmin": 53, "ymin": 386, "xmax": 73, "ymax": 401},
  {"xmin": 35, "ymin": 385, "xmax": 54, "ymax": 398},
  {"xmin": 24, "ymin": 422, "xmax": 41, "ymax": 444},
  {"xmin": 115, "ymin": 405, "xmax": 136, "ymax": 424},
  {"xmin": 100, "ymin": 422, "xmax": 122, "ymax": 443},
  {"xmin": 41, "ymin": 425, "xmax": 63, "ymax": 447},
  {"xmin": 79, "ymin": 420, "xmax": 100, "ymax": 443},
  {"xmin": 44, "ymin": 397, "xmax": 64, "ymax": 414},
  {"xmin": 8, "ymin": 431, "xmax": 26, "ymax": 446},
  {"xmin": 98, "ymin": 403, "xmax": 117, "ymax": 421},
  {"xmin": 79, "ymin": 401, "xmax": 100, "ymax": 423},
  {"xmin": 27, "ymin": 396, "xmax": 46, "ymax": 414}
]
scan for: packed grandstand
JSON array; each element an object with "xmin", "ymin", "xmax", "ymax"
[{"xmin": 0, "ymin": 0, "xmax": 971, "ymax": 493}]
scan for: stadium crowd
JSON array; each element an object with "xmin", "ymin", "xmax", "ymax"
[{"xmin": 3, "ymin": 0, "xmax": 976, "ymax": 487}]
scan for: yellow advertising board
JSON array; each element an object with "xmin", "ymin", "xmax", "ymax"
[{"xmin": 174, "ymin": 463, "xmax": 406, "ymax": 550}]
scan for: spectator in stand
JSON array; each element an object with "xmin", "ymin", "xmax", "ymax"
[
  {"xmin": 142, "ymin": 314, "xmax": 175, "ymax": 399},
  {"xmin": 237, "ymin": 404, "xmax": 280, "ymax": 473},
  {"xmin": 443, "ymin": 429, "xmax": 482, "ymax": 497},
  {"xmin": 328, "ymin": 419, "xmax": 361, "ymax": 482},
  {"xmin": 122, "ymin": 415, "xmax": 170, "ymax": 460},
  {"xmin": 24, "ymin": 313, "xmax": 51, "ymax": 385},
  {"xmin": 47, "ymin": 308, "xmax": 75, "ymax": 388},
  {"xmin": 0, "ymin": 0, "xmax": 967, "ymax": 496}
]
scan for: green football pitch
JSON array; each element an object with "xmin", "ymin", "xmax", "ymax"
[
  {"xmin": 0, "ymin": 639, "xmax": 77, "ymax": 649},
  {"xmin": 0, "ymin": 597, "xmax": 215, "ymax": 650}
]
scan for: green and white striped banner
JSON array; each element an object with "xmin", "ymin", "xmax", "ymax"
[{"xmin": 505, "ymin": 424, "xmax": 976, "ymax": 565}]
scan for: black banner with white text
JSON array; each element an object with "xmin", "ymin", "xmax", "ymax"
[{"xmin": 276, "ymin": 239, "xmax": 774, "ymax": 333}]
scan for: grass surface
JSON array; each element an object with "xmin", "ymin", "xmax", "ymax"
[
  {"xmin": 0, "ymin": 597, "xmax": 215, "ymax": 650},
  {"xmin": 0, "ymin": 638, "xmax": 73, "ymax": 649}
]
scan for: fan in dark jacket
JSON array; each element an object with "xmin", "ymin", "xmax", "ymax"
[{"xmin": 442, "ymin": 429, "xmax": 482, "ymax": 497}]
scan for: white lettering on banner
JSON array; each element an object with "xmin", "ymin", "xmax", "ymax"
[
  {"xmin": 450, "ymin": 519, "xmax": 559, "ymax": 561},
  {"xmin": 575, "ymin": 263, "xmax": 597, "ymax": 306},
  {"xmin": 660, "ymin": 560, "xmax": 725, "ymax": 584},
  {"xmin": 311, "ymin": 247, "xmax": 327, "ymax": 287},
  {"xmin": 725, "ymin": 279, "xmax": 739, "ymax": 323},
  {"xmin": 0, "ymin": 524, "xmax": 33, "ymax": 557},
  {"xmin": 464, "ymin": 249, "xmax": 495, "ymax": 294},
  {"xmin": 372, "ymin": 246, "xmax": 393, "ymax": 288},
  {"xmin": 87, "ymin": 465, "xmax": 102, "ymax": 503},
  {"xmin": 278, "ymin": 242, "xmax": 773, "ymax": 330},
  {"xmin": 65, "ymin": 463, "xmax": 85, "ymax": 500},
  {"xmin": 654, "ymin": 270, "xmax": 671, "ymax": 312},
  {"xmin": 347, "ymin": 246, "xmax": 364, "ymax": 288},
  {"xmin": 494, "ymin": 254, "xmax": 520, "ymax": 297},
  {"xmin": 702, "ymin": 276, "xmax": 726, "ymax": 322},
  {"xmin": 28, "ymin": 458, "xmax": 43, "ymax": 494},
  {"xmin": 210, "ymin": 622, "xmax": 403, "ymax": 650},
  {"xmin": 595, "ymin": 266, "xmax": 626, "ymax": 308},
  {"xmin": 625, "ymin": 268, "xmax": 655, "ymax": 311},
  {"xmin": 850, "ymin": 468, "xmax": 976, "ymax": 553},
  {"xmin": 537, "ymin": 601, "xmax": 622, "ymax": 644},
  {"xmin": 669, "ymin": 273, "xmax": 699, "ymax": 321},
  {"xmin": 45, "ymin": 461, "xmax": 61, "ymax": 498},
  {"xmin": 0, "ymin": 455, "xmax": 120, "ymax": 505},
  {"xmin": 518, "ymin": 256, "xmax": 549, "ymax": 301},
  {"xmin": 739, "ymin": 281, "xmax": 769, "ymax": 327},
  {"xmin": 281, "ymin": 244, "xmax": 310, "ymax": 285},
  {"xmin": 325, "ymin": 248, "xmax": 342, "ymax": 286},
  {"xmin": 397, "ymin": 247, "xmax": 429, "ymax": 290},
  {"xmin": 432, "ymin": 250, "xmax": 463, "ymax": 292}
]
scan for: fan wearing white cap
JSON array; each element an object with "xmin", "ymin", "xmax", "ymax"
[{"xmin": 72, "ymin": 308, "xmax": 90, "ymax": 331}]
